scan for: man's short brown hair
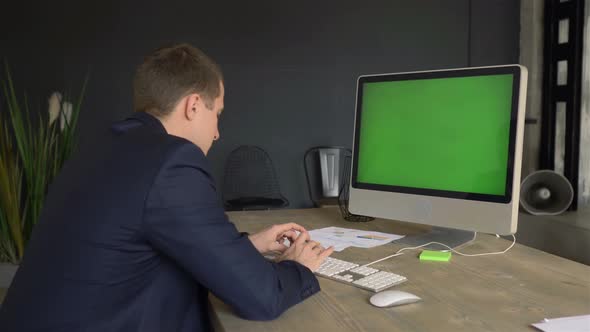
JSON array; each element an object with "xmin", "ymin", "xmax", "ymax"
[{"xmin": 133, "ymin": 43, "xmax": 223, "ymax": 117}]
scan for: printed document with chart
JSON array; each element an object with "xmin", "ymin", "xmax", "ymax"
[{"xmin": 309, "ymin": 226, "xmax": 404, "ymax": 252}]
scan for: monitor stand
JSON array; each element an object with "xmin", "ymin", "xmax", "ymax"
[{"xmin": 392, "ymin": 226, "xmax": 476, "ymax": 250}]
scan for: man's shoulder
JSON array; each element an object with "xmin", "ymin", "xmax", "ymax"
[
  {"xmin": 109, "ymin": 120, "xmax": 203, "ymax": 164},
  {"xmin": 158, "ymin": 137, "xmax": 210, "ymax": 172},
  {"xmin": 124, "ymin": 128, "xmax": 210, "ymax": 176},
  {"xmin": 102, "ymin": 115, "xmax": 211, "ymax": 184}
]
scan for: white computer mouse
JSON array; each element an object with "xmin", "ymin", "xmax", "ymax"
[{"xmin": 369, "ymin": 290, "xmax": 422, "ymax": 308}]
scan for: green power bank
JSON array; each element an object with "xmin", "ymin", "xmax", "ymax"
[{"xmin": 419, "ymin": 250, "xmax": 452, "ymax": 262}]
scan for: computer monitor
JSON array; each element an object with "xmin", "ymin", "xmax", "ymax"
[{"xmin": 348, "ymin": 65, "xmax": 527, "ymax": 236}]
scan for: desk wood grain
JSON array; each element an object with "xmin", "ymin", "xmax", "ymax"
[{"xmin": 209, "ymin": 207, "xmax": 590, "ymax": 332}]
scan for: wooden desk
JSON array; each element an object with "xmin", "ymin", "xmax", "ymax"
[{"xmin": 210, "ymin": 207, "xmax": 590, "ymax": 332}]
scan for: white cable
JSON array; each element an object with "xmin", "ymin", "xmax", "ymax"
[
  {"xmin": 361, "ymin": 252, "xmax": 405, "ymax": 267},
  {"xmin": 362, "ymin": 233, "xmax": 517, "ymax": 267}
]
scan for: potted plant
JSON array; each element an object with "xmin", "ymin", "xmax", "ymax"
[{"xmin": 0, "ymin": 62, "xmax": 87, "ymax": 288}]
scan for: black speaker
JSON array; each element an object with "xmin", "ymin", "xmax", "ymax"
[{"xmin": 520, "ymin": 170, "xmax": 574, "ymax": 215}]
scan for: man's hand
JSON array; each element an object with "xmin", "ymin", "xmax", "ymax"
[
  {"xmin": 248, "ymin": 223, "xmax": 306, "ymax": 255},
  {"xmin": 277, "ymin": 231, "xmax": 334, "ymax": 272}
]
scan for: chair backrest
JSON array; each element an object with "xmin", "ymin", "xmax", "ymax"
[
  {"xmin": 304, "ymin": 146, "xmax": 352, "ymax": 207},
  {"xmin": 222, "ymin": 145, "xmax": 288, "ymax": 210}
]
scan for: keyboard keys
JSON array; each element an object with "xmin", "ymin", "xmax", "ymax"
[
  {"xmin": 350, "ymin": 266, "xmax": 379, "ymax": 276},
  {"xmin": 316, "ymin": 257, "xmax": 358, "ymax": 277},
  {"xmin": 353, "ymin": 271, "xmax": 407, "ymax": 292},
  {"xmin": 315, "ymin": 257, "xmax": 407, "ymax": 292}
]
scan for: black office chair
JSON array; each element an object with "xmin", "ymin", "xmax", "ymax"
[{"xmin": 222, "ymin": 145, "xmax": 289, "ymax": 211}]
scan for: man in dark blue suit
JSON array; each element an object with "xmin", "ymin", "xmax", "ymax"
[{"xmin": 0, "ymin": 44, "xmax": 333, "ymax": 331}]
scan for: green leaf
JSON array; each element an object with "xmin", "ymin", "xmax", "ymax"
[{"xmin": 0, "ymin": 61, "xmax": 88, "ymax": 262}]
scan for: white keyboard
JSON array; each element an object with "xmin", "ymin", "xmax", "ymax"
[{"xmin": 315, "ymin": 257, "xmax": 407, "ymax": 292}]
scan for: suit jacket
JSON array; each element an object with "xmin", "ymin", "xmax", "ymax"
[{"xmin": 0, "ymin": 112, "xmax": 319, "ymax": 331}]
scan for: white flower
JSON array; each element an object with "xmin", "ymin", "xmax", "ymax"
[
  {"xmin": 60, "ymin": 101, "xmax": 73, "ymax": 131},
  {"xmin": 47, "ymin": 92, "xmax": 62, "ymax": 126}
]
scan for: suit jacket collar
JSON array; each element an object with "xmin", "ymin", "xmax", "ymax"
[
  {"xmin": 111, "ymin": 112, "xmax": 168, "ymax": 135},
  {"xmin": 127, "ymin": 112, "xmax": 168, "ymax": 134}
]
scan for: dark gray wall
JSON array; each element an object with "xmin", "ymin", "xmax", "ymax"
[{"xmin": 0, "ymin": 0, "xmax": 520, "ymax": 208}]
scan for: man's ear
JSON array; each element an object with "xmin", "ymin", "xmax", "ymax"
[{"xmin": 184, "ymin": 93, "xmax": 201, "ymax": 120}]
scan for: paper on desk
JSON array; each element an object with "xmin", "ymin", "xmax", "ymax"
[
  {"xmin": 531, "ymin": 314, "xmax": 590, "ymax": 332},
  {"xmin": 308, "ymin": 226, "xmax": 404, "ymax": 252}
]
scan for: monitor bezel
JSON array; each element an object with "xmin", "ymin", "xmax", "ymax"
[{"xmin": 351, "ymin": 66, "xmax": 521, "ymax": 204}]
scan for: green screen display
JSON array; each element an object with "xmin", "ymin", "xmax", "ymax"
[{"xmin": 357, "ymin": 74, "xmax": 514, "ymax": 196}]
